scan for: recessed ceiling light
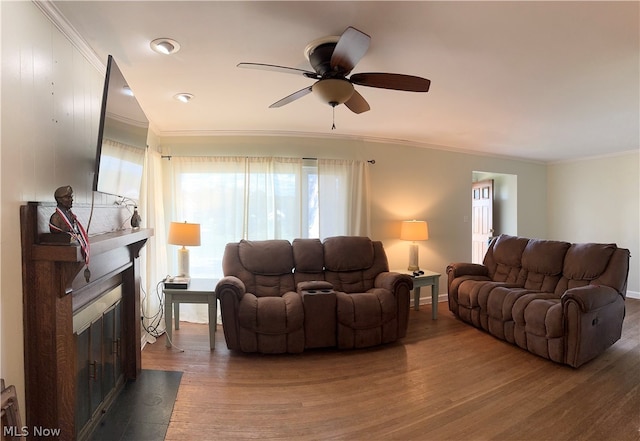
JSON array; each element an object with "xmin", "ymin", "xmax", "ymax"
[
  {"xmin": 150, "ymin": 38, "xmax": 181, "ymax": 55},
  {"xmin": 122, "ymin": 85, "xmax": 134, "ymax": 97},
  {"xmin": 174, "ymin": 93, "xmax": 194, "ymax": 103}
]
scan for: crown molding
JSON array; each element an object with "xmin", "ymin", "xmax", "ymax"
[
  {"xmin": 33, "ymin": 0, "xmax": 106, "ymax": 74},
  {"xmin": 157, "ymin": 129, "xmax": 548, "ymax": 165},
  {"xmin": 548, "ymin": 148, "xmax": 639, "ymax": 166}
]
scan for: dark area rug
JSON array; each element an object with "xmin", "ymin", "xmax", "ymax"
[{"xmin": 90, "ymin": 369, "xmax": 182, "ymax": 441}]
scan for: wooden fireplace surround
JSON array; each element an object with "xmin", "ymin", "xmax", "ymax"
[{"xmin": 20, "ymin": 202, "xmax": 152, "ymax": 440}]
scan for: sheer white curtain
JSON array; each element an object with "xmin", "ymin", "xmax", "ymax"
[
  {"xmin": 162, "ymin": 155, "xmax": 370, "ymax": 323},
  {"xmin": 139, "ymin": 148, "xmax": 169, "ymax": 337},
  {"xmin": 318, "ymin": 159, "xmax": 371, "ymax": 238},
  {"xmin": 244, "ymin": 157, "xmax": 303, "ymax": 240}
]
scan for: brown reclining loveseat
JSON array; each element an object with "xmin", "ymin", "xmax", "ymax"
[
  {"xmin": 216, "ymin": 236, "xmax": 413, "ymax": 353},
  {"xmin": 447, "ymin": 234, "xmax": 630, "ymax": 367}
]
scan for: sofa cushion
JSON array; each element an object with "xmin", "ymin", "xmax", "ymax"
[
  {"xmin": 292, "ymin": 238, "xmax": 324, "ymax": 272},
  {"xmin": 236, "ymin": 292, "xmax": 305, "ymax": 353},
  {"xmin": 521, "ymin": 298, "xmax": 564, "ymax": 363},
  {"xmin": 485, "ymin": 235, "xmax": 528, "ymax": 283},
  {"xmin": 521, "ymin": 239, "xmax": 570, "ymax": 291},
  {"xmin": 457, "ymin": 280, "xmax": 507, "ymax": 309},
  {"xmin": 592, "ymin": 248, "xmax": 632, "ymax": 295},
  {"xmin": 239, "ymin": 239, "xmax": 294, "ymax": 275},
  {"xmin": 563, "ymin": 242, "xmax": 616, "ymax": 281},
  {"xmin": 522, "ymin": 239, "xmax": 570, "ymax": 275},
  {"xmin": 491, "ymin": 235, "xmax": 529, "ymax": 267},
  {"xmin": 323, "ymin": 236, "xmax": 374, "ymax": 271},
  {"xmin": 238, "ymin": 292, "xmax": 304, "ymax": 334},
  {"xmin": 336, "ymin": 289, "xmax": 398, "ymax": 348},
  {"xmin": 524, "ymin": 298, "xmax": 564, "ymax": 338}
]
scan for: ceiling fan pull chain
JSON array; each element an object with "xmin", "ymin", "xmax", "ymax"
[{"xmin": 332, "ymin": 104, "xmax": 337, "ymax": 130}]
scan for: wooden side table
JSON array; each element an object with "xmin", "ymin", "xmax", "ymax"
[
  {"xmin": 393, "ymin": 269, "xmax": 441, "ymax": 320},
  {"xmin": 163, "ymin": 278, "xmax": 219, "ymax": 350}
]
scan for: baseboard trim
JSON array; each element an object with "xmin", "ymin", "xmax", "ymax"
[
  {"xmin": 627, "ymin": 290, "xmax": 640, "ymax": 300},
  {"xmin": 141, "ymin": 331, "xmax": 158, "ymax": 351},
  {"xmin": 416, "ymin": 293, "xmax": 448, "ymax": 307}
]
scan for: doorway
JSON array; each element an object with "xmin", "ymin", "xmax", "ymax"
[
  {"xmin": 471, "ymin": 172, "xmax": 518, "ymax": 264},
  {"xmin": 472, "ymin": 179, "xmax": 494, "ymax": 264}
]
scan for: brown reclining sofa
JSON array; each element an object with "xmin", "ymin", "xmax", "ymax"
[
  {"xmin": 216, "ymin": 236, "xmax": 413, "ymax": 353},
  {"xmin": 447, "ymin": 234, "xmax": 630, "ymax": 367}
]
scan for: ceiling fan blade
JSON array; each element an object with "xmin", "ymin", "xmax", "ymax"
[
  {"xmin": 269, "ymin": 86, "xmax": 313, "ymax": 108},
  {"xmin": 238, "ymin": 62, "xmax": 319, "ymax": 79},
  {"xmin": 331, "ymin": 27, "xmax": 371, "ymax": 75},
  {"xmin": 350, "ymin": 73, "xmax": 431, "ymax": 92},
  {"xmin": 344, "ymin": 90, "xmax": 370, "ymax": 114}
]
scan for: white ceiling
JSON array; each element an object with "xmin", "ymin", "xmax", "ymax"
[{"xmin": 52, "ymin": 1, "xmax": 639, "ymax": 162}]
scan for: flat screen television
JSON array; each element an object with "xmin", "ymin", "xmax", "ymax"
[{"xmin": 93, "ymin": 55, "xmax": 149, "ymax": 202}]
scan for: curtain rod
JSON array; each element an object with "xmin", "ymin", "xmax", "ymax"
[
  {"xmin": 162, "ymin": 155, "xmax": 375, "ymax": 164},
  {"xmin": 303, "ymin": 157, "xmax": 375, "ymax": 164}
]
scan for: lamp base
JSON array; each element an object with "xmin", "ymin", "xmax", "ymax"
[
  {"xmin": 407, "ymin": 242, "xmax": 420, "ymax": 272},
  {"xmin": 177, "ymin": 246, "xmax": 190, "ymax": 277}
]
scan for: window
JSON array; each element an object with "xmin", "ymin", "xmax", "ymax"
[{"xmin": 168, "ymin": 156, "xmax": 369, "ymax": 278}]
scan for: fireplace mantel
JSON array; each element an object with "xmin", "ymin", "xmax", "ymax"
[{"xmin": 20, "ymin": 202, "xmax": 152, "ymax": 440}]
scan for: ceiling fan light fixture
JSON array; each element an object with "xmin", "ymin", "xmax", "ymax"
[
  {"xmin": 312, "ymin": 79, "xmax": 354, "ymax": 106},
  {"xmin": 150, "ymin": 38, "xmax": 180, "ymax": 55}
]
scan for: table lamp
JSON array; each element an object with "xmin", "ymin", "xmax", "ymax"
[
  {"xmin": 400, "ymin": 220, "xmax": 429, "ymax": 271},
  {"xmin": 168, "ymin": 221, "xmax": 201, "ymax": 277}
]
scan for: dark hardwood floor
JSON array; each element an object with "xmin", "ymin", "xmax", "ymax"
[{"xmin": 142, "ymin": 299, "xmax": 640, "ymax": 440}]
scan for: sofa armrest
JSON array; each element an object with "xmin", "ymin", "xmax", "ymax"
[
  {"xmin": 216, "ymin": 276, "xmax": 246, "ymax": 301},
  {"xmin": 214, "ymin": 276, "xmax": 247, "ymax": 351},
  {"xmin": 373, "ymin": 272, "xmax": 413, "ymax": 339},
  {"xmin": 446, "ymin": 262, "xmax": 489, "ymax": 278},
  {"xmin": 446, "ymin": 263, "xmax": 491, "ymax": 315},
  {"xmin": 561, "ymin": 284, "xmax": 626, "ymax": 367},
  {"xmin": 374, "ymin": 271, "xmax": 413, "ymax": 293},
  {"xmin": 561, "ymin": 285, "xmax": 622, "ymax": 312}
]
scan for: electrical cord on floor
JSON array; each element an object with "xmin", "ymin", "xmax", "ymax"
[
  {"xmin": 141, "ymin": 278, "xmax": 185, "ymax": 352},
  {"xmin": 140, "ymin": 281, "xmax": 165, "ymax": 338},
  {"xmin": 163, "ymin": 325, "xmax": 185, "ymax": 353}
]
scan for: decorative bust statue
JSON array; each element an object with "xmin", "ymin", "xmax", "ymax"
[
  {"xmin": 49, "ymin": 185, "xmax": 77, "ymax": 233},
  {"xmin": 49, "ymin": 185, "xmax": 90, "ymax": 266}
]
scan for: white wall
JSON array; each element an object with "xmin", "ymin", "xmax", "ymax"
[
  {"xmin": 548, "ymin": 151, "xmax": 640, "ymax": 297},
  {"xmin": 364, "ymin": 142, "xmax": 547, "ymax": 274},
  {"xmin": 1, "ymin": 0, "xmax": 104, "ymax": 415}
]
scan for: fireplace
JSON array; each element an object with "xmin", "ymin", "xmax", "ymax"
[
  {"xmin": 20, "ymin": 202, "xmax": 152, "ymax": 440},
  {"xmin": 73, "ymin": 284, "xmax": 124, "ymax": 440}
]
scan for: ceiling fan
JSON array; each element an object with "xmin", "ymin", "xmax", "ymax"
[{"xmin": 238, "ymin": 26, "xmax": 431, "ymax": 117}]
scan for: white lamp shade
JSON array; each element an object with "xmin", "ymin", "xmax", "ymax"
[
  {"xmin": 400, "ymin": 220, "xmax": 429, "ymax": 241},
  {"xmin": 168, "ymin": 221, "xmax": 201, "ymax": 246},
  {"xmin": 168, "ymin": 221, "xmax": 200, "ymax": 278}
]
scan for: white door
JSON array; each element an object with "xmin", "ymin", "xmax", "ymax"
[{"xmin": 472, "ymin": 180, "xmax": 494, "ymax": 264}]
